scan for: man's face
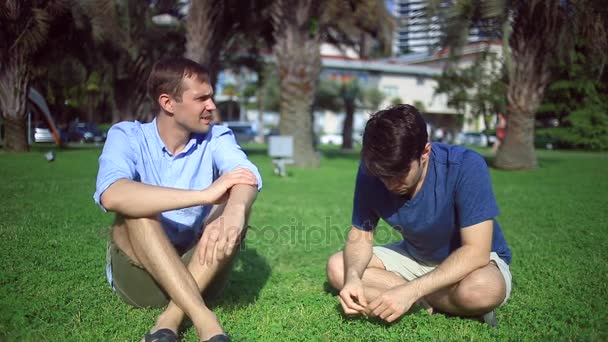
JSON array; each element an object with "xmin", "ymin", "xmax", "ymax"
[
  {"xmin": 378, "ymin": 143, "xmax": 431, "ymax": 196},
  {"xmin": 380, "ymin": 159, "xmax": 425, "ymax": 196},
  {"xmin": 171, "ymin": 76, "xmax": 216, "ymax": 134}
]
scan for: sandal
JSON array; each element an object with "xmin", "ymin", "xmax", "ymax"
[
  {"xmin": 145, "ymin": 328, "xmax": 179, "ymax": 342},
  {"xmin": 204, "ymin": 334, "xmax": 231, "ymax": 342}
]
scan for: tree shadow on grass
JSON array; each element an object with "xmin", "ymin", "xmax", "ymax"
[
  {"xmin": 482, "ymin": 154, "xmax": 566, "ymax": 170},
  {"xmin": 16, "ymin": 143, "xmax": 104, "ymax": 154},
  {"xmin": 177, "ymin": 247, "xmax": 270, "ymax": 337},
  {"xmin": 210, "ymin": 246, "xmax": 271, "ymax": 309},
  {"xmin": 321, "ymin": 149, "xmax": 361, "ymax": 162},
  {"xmin": 242, "ymin": 146, "xmax": 269, "ymax": 157}
]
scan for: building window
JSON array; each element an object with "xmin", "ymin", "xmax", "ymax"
[
  {"xmin": 416, "ymin": 77, "xmax": 425, "ymax": 86},
  {"xmin": 382, "ymin": 85, "xmax": 399, "ymax": 97}
]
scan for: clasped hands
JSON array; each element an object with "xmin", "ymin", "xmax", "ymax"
[{"xmin": 339, "ymin": 276, "xmax": 421, "ymax": 323}]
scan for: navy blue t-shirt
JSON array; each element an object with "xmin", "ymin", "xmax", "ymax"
[{"xmin": 352, "ymin": 143, "xmax": 512, "ymax": 264}]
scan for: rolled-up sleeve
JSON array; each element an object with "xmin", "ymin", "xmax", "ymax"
[
  {"xmin": 93, "ymin": 123, "xmax": 138, "ymax": 211},
  {"xmin": 211, "ymin": 127, "xmax": 263, "ymax": 191},
  {"xmin": 352, "ymin": 163, "xmax": 380, "ymax": 231}
]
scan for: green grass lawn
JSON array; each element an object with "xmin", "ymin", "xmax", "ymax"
[{"xmin": 1, "ymin": 145, "xmax": 607, "ymax": 341}]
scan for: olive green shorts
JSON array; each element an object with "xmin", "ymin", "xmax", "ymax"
[{"xmin": 106, "ymin": 242, "xmax": 231, "ymax": 308}]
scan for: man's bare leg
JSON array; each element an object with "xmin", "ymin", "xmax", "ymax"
[
  {"xmin": 424, "ymin": 262, "xmax": 506, "ymax": 316},
  {"xmin": 113, "ymin": 215, "xmax": 230, "ymax": 341},
  {"xmin": 148, "ymin": 237, "xmax": 237, "ymax": 341},
  {"xmin": 114, "ymin": 204, "xmax": 244, "ymax": 341},
  {"xmin": 150, "ymin": 204, "xmax": 244, "ymax": 341},
  {"xmin": 326, "ymin": 251, "xmax": 503, "ymax": 317}
]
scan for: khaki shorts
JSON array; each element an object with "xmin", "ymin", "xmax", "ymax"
[
  {"xmin": 106, "ymin": 242, "xmax": 232, "ymax": 308},
  {"xmin": 373, "ymin": 244, "xmax": 512, "ymax": 306}
]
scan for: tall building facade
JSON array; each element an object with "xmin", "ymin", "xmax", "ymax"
[
  {"xmin": 389, "ymin": 0, "xmax": 490, "ymax": 55},
  {"xmin": 390, "ymin": 0, "xmax": 440, "ymax": 54}
]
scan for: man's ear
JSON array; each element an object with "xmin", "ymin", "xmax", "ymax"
[
  {"xmin": 158, "ymin": 94, "xmax": 174, "ymax": 114},
  {"xmin": 421, "ymin": 143, "xmax": 432, "ymax": 162}
]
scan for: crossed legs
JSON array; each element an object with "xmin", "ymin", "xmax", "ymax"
[
  {"xmin": 111, "ymin": 205, "xmax": 241, "ymax": 341},
  {"xmin": 326, "ymin": 251, "xmax": 506, "ymax": 317}
]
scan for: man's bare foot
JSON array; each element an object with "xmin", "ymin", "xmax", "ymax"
[
  {"xmin": 193, "ymin": 309, "xmax": 225, "ymax": 341},
  {"xmin": 417, "ymin": 298, "xmax": 434, "ymax": 315},
  {"xmin": 140, "ymin": 311, "xmax": 181, "ymax": 342}
]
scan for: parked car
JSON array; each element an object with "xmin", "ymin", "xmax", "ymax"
[
  {"xmin": 319, "ymin": 134, "xmax": 343, "ymax": 146},
  {"xmin": 454, "ymin": 132, "xmax": 489, "ymax": 147},
  {"xmin": 221, "ymin": 121, "xmax": 256, "ymax": 144},
  {"xmin": 34, "ymin": 124, "xmax": 56, "ymax": 143},
  {"xmin": 66, "ymin": 122, "xmax": 106, "ymax": 143}
]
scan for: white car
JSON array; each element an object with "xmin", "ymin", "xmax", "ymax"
[
  {"xmin": 319, "ymin": 134, "xmax": 342, "ymax": 145},
  {"xmin": 34, "ymin": 125, "xmax": 56, "ymax": 143},
  {"xmin": 455, "ymin": 132, "xmax": 489, "ymax": 147}
]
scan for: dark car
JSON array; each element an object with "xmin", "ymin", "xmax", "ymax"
[
  {"xmin": 221, "ymin": 121, "xmax": 256, "ymax": 144},
  {"xmin": 66, "ymin": 122, "xmax": 106, "ymax": 143}
]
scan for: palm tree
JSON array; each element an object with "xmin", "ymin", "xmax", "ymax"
[
  {"xmin": 427, "ymin": 0, "xmax": 608, "ymax": 169},
  {"xmin": 0, "ymin": 1, "xmax": 65, "ymax": 151},
  {"xmin": 185, "ymin": 0, "xmax": 392, "ymax": 165},
  {"xmin": 340, "ymin": 79, "xmax": 361, "ymax": 150},
  {"xmin": 270, "ymin": 0, "xmax": 323, "ymax": 167},
  {"xmin": 0, "ymin": 0, "xmax": 118, "ymax": 151},
  {"xmin": 271, "ymin": 0, "xmax": 394, "ymax": 166},
  {"xmin": 185, "ymin": 0, "xmax": 273, "ymax": 87},
  {"xmin": 108, "ymin": 1, "xmax": 185, "ymax": 123}
]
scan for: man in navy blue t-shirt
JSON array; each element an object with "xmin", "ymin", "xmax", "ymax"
[{"xmin": 327, "ymin": 104, "xmax": 512, "ymax": 326}]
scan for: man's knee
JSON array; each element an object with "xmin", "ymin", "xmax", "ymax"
[
  {"xmin": 454, "ymin": 269, "xmax": 505, "ymax": 312},
  {"xmin": 326, "ymin": 252, "xmax": 344, "ymax": 289},
  {"xmin": 112, "ymin": 215, "xmax": 165, "ymax": 266}
]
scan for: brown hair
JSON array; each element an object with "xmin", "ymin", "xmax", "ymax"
[
  {"xmin": 147, "ymin": 57, "xmax": 211, "ymax": 103},
  {"xmin": 361, "ymin": 104, "xmax": 428, "ymax": 179}
]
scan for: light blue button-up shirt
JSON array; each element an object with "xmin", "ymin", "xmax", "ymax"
[{"xmin": 94, "ymin": 119, "xmax": 262, "ymax": 252}]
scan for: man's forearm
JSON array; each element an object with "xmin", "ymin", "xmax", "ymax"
[
  {"xmin": 407, "ymin": 245, "xmax": 490, "ymax": 299},
  {"xmin": 101, "ymin": 179, "xmax": 206, "ymax": 217},
  {"xmin": 224, "ymin": 184, "xmax": 257, "ymax": 215},
  {"xmin": 344, "ymin": 228, "xmax": 374, "ymax": 281}
]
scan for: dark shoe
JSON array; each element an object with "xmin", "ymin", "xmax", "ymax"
[
  {"xmin": 482, "ymin": 310, "xmax": 498, "ymax": 328},
  {"xmin": 145, "ymin": 328, "xmax": 179, "ymax": 342},
  {"xmin": 205, "ymin": 334, "xmax": 231, "ymax": 342}
]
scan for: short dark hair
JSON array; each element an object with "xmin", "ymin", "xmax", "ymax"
[
  {"xmin": 361, "ymin": 104, "xmax": 428, "ymax": 179},
  {"xmin": 147, "ymin": 57, "xmax": 211, "ymax": 103}
]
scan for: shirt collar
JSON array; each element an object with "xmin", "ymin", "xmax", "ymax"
[{"xmin": 146, "ymin": 118, "xmax": 203, "ymax": 157}]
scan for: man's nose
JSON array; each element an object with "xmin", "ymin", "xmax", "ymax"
[{"xmin": 206, "ymin": 99, "xmax": 217, "ymax": 111}]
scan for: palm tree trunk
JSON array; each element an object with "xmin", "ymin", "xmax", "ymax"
[
  {"xmin": 495, "ymin": 1, "xmax": 561, "ymax": 170},
  {"xmin": 495, "ymin": 71, "xmax": 543, "ymax": 170},
  {"xmin": 341, "ymin": 99, "xmax": 355, "ymax": 150},
  {"xmin": 495, "ymin": 42, "xmax": 551, "ymax": 170},
  {"xmin": 257, "ymin": 86, "xmax": 265, "ymax": 143},
  {"xmin": 3, "ymin": 116, "xmax": 29, "ymax": 151},
  {"xmin": 496, "ymin": 108, "xmax": 536, "ymax": 169},
  {"xmin": 277, "ymin": 59, "xmax": 321, "ymax": 167},
  {"xmin": 272, "ymin": 0, "xmax": 321, "ymax": 167},
  {"xmin": 185, "ymin": 0, "xmax": 227, "ymax": 87},
  {"xmin": 0, "ymin": 54, "xmax": 30, "ymax": 152}
]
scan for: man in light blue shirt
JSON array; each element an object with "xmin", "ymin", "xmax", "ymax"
[{"xmin": 94, "ymin": 57, "xmax": 261, "ymax": 342}]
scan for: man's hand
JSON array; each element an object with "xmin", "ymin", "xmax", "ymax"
[
  {"xmin": 201, "ymin": 168, "xmax": 257, "ymax": 205},
  {"xmin": 198, "ymin": 214, "xmax": 245, "ymax": 265},
  {"xmin": 339, "ymin": 276, "xmax": 368, "ymax": 315},
  {"xmin": 368, "ymin": 284, "xmax": 419, "ymax": 323}
]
